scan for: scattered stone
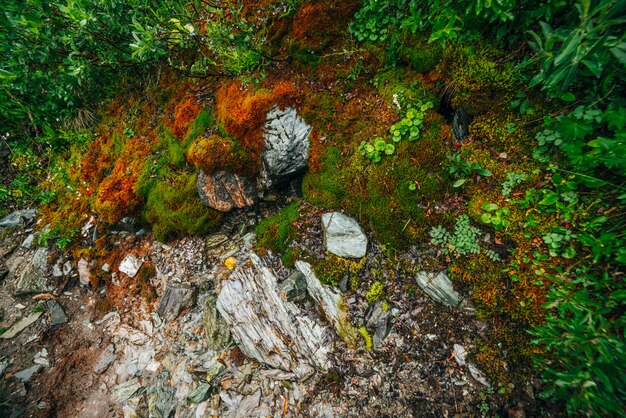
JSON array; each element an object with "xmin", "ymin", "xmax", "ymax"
[
  {"xmin": 118, "ymin": 255, "xmax": 143, "ymax": 278},
  {"xmin": 203, "ymin": 295, "xmax": 231, "ymax": 351},
  {"xmin": 365, "ymin": 301, "xmax": 392, "ymax": 350},
  {"xmin": 0, "ymin": 209, "xmax": 36, "ymax": 228},
  {"xmin": 14, "ymin": 365, "xmax": 42, "ymax": 383},
  {"xmin": 187, "ymin": 383, "xmax": 212, "ymax": 404},
  {"xmin": 102, "ymin": 263, "xmax": 110, "ymax": 272},
  {"xmin": 453, "ymin": 344, "xmax": 467, "ymax": 366},
  {"xmin": 277, "ymin": 271, "xmax": 307, "ymax": 302},
  {"xmin": 77, "ymin": 259, "xmax": 91, "ymax": 286},
  {"xmin": 321, "ymin": 212, "xmax": 368, "ymax": 258},
  {"xmin": 261, "ymin": 106, "xmax": 311, "ymax": 187},
  {"xmin": 452, "ymin": 106, "xmax": 470, "ymax": 142},
  {"xmin": 62, "ymin": 261, "xmax": 72, "ymax": 276},
  {"xmin": 415, "ymin": 271, "xmax": 464, "ymax": 307},
  {"xmin": 93, "ymin": 345, "xmax": 116, "ymax": 374},
  {"xmin": 46, "ymin": 300, "xmax": 68, "ymax": 326},
  {"xmin": 13, "ymin": 247, "xmax": 53, "ymax": 295},
  {"xmin": 197, "ymin": 170, "xmax": 256, "ymax": 212},
  {"xmin": 217, "ymin": 253, "xmax": 332, "ymax": 378},
  {"xmin": 33, "ymin": 348, "xmax": 49, "ymax": 367},
  {"xmin": 0, "ymin": 311, "xmax": 43, "ymax": 339},
  {"xmin": 21, "ymin": 234, "xmax": 35, "ymax": 249},
  {"xmin": 468, "ymin": 363, "xmax": 490, "ymax": 386},
  {"xmin": 147, "ymin": 375, "xmax": 178, "ymax": 418},
  {"xmin": 113, "ymin": 378, "xmax": 144, "ymax": 403},
  {"xmin": 157, "ymin": 282, "xmax": 197, "ymax": 322}
]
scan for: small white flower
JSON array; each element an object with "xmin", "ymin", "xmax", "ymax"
[{"xmin": 392, "ymin": 94, "xmax": 402, "ymax": 112}]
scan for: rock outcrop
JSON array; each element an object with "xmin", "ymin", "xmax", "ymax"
[
  {"xmin": 197, "ymin": 170, "xmax": 256, "ymax": 212},
  {"xmin": 261, "ymin": 106, "xmax": 311, "ymax": 187},
  {"xmin": 8, "ymin": 247, "xmax": 53, "ymax": 295},
  {"xmin": 0, "ymin": 209, "xmax": 37, "ymax": 228},
  {"xmin": 321, "ymin": 212, "xmax": 368, "ymax": 258},
  {"xmin": 216, "ymin": 253, "xmax": 332, "ymax": 378},
  {"xmin": 157, "ymin": 282, "xmax": 197, "ymax": 322}
]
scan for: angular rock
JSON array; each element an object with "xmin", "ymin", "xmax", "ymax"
[
  {"xmin": 203, "ymin": 295, "xmax": 231, "ymax": 351},
  {"xmin": 94, "ymin": 344, "xmax": 116, "ymax": 374},
  {"xmin": 14, "ymin": 365, "xmax": 42, "ymax": 383},
  {"xmin": 453, "ymin": 344, "xmax": 467, "ymax": 366},
  {"xmin": 157, "ymin": 282, "xmax": 197, "ymax": 322},
  {"xmin": 113, "ymin": 378, "xmax": 144, "ymax": 403},
  {"xmin": 415, "ymin": 271, "xmax": 464, "ymax": 307},
  {"xmin": 0, "ymin": 209, "xmax": 36, "ymax": 228},
  {"xmin": 77, "ymin": 258, "xmax": 91, "ymax": 286},
  {"xmin": 365, "ymin": 301, "xmax": 392, "ymax": 350},
  {"xmin": 21, "ymin": 234, "xmax": 35, "ymax": 249},
  {"xmin": 188, "ymin": 383, "xmax": 212, "ymax": 404},
  {"xmin": 118, "ymin": 255, "xmax": 142, "ymax": 278},
  {"xmin": 277, "ymin": 271, "xmax": 307, "ymax": 302},
  {"xmin": 46, "ymin": 300, "xmax": 68, "ymax": 326},
  {"xmin": 197, "ymin": 170, "xmax": 255, "ymax": 212},
  {"xmin": 217, "ymin": 253, "xmax": 332, "ymax": 378},
  {"xmin": 321, "ymin": 212, "xmax": 367, "ymax": 258},
  {"xmin": 0, "ymin": 312, "xmax": 43, "ymax": 339},
  {"xmin": 147, "ymin": 374, "xmax": 178, "ymax": 418},
  {"xmin": 261, "ymin": 106, "xmax": 311, "ymax": 187},
  {"xmin": 13, "ymin": 247, "xmax": 52, "ymax": 295},
  {"xmin": 452, "ymin": 106, "xmax": 470, "ymax": 142}
]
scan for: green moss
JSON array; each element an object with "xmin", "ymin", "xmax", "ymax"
[
  {"xmin": 366, "ymin": 281, "xmax": 384, "ymax": 304},
  {"xmin": 398, "ymin": 37, "xmax": 443, "ymax": 73},
  {"xmin": 302, "ymin": 147, "xmax": 351, "ymax": 209},
  {"xmin": 358, "ymin": 326, "xmax": 373, "ymax": 351},
  {"xmin": 163, "ymin": 130, "xmax": 185, "ymax": 167},
  {"xmin": 336, "ymin": 298, "xmax": 362, "ymax": 348},
  {"xmin": 314, "ymin": 255, "xmax": 365, "ymax": 287},
  {"xmin": 182, "ymin": 108, "xmax": 212, "ymax": 150},
  {"xmin": 372, "ymin": 67, "xmax": 434, "ymax": 109},
  {"xmin": 256, "ymin": 202, "xmax": 301, "ymax": 253},
  {"xmin": 281, "ymin": 246, "xmax": 302, "ymax": 269},
  {"xmin": 142, "ymin": 170, "xmax": 222, "ymax": 242}
]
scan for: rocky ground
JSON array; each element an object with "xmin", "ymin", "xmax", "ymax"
[{"xmin": 0, "ymin": 205, "xmax": 535, "ymax": 418}]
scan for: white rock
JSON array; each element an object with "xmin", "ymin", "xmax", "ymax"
[
  {"xmin": 453, "ymin": 344, "xmax": 467, "ymax": 366},
  {"xmin": 119, "ymin": 255, "xmax": 142, "ymax": 278},
  {"xmin": 78, "ymin": 258, "xmax": 91, "ymax": 286},
  {"xmin": 415, "ymin": 271, "xmax": 464, "ymax": 307},
  {"xmin": 321, "ymin": 212, "xmax": 367, "ymax": 258}
]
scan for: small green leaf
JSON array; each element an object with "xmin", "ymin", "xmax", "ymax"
[{"xmin": 453, "ymin": 179, "xmax": 468, "ymax": 188}]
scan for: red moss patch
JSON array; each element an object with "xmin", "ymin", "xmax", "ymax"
[
  {"xmin": 172, "ymin": 95, "xmax": 201, "ymax": 139},
  {"xmin": 187, "ymin": 134, "xmax": 259, "ymax": 176}
]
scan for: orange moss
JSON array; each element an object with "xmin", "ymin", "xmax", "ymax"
[
  {"xmin": 290, "ymin": 1, "xmax": 361, "ymax": 50},
  {"xmin": 81, "ymin": 132, "xmax": 116, "ymax": 185},
  {"xmin": 215, "ymin": 80, "xmax": 298, "ymax": 156},
  {"xmin": 186, "ymin": 134, "xmax": 259, "ymax": 176},
  {"xmin": 172, "ymin": 95, "xmax": 201, "ymax": 139}
]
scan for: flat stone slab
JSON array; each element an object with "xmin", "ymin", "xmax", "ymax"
[
  {"xmin": 415, "ymin": 271, "xmax": 464, "ymax": 307},
  {"xmin": 119, "ymin": 255, "xmax": 142, "ymax": 278},
  {"xmin": 321, "ymin": 212, "xmax": 367, "ymax": 258},
  {"xmin": 46, "ymin": 300, "xmax": 68, "ymax": 326},
  {"xmin": 1, "ymin": 311, "xmax": 43, "ymax": 339}
]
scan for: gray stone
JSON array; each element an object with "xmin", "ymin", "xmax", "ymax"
[
  {"xmin": 21, "ymin": 234, "xmax": 35, "ymax": 249},
  {"xmin": 14, "ymin": 365, "xmax": 42, "ymax": 383},
  {"xmin": 277, "ymin": 271, "xmax": 307, "ymax": 302},
  {"xmin": 157, "ymin": 282, "xmax": 197, "ymax": 322},
  {"xmin": 118, "ymin": 255, "xmax": 142, "ymax": 278},
  {"xmin": 321, "ymin": 212, "xmax": 367, "ymax": 258},
  {"xmin": 13, "ymin": 247, "xmax": 52, "ymax": 295},
  {"xmin": 94, "ymin": 344, "xmax": 116, "ymax": 374},
  {"xmin": 203, "ymin": 295, "xmax": 231, "ymax": 351},
  {"xmin": 452, "ymin": 106, "xmax": 470, "ymax": 142},
  {"xmin": 261, "ymin": 106, "xmax": 311, "ymax": 187},
  {"xmin": 113, "ymin": 378, "xmax": 144, "ymax": 403},
  {"xmin": 0, "ymin": 311, "xmax": 43, "ymax": 339},
  {"xmin": 453, "ymin": 344, "xmax": 467, "ymax": 366},
  {"xmin": 217, "ymin": 253, "xmax": 332, "ymax": 378},
  {"xmin": 365, "ymin": 301, "xmax": 392, "ymax": 350},
  {"xmin": 46, "ymin": 300, "xmax": 68, "ymax": 325},
  {"xmin": 468, "ymin": 363, "xmax": 490, "ymax": 386},
  {"xmin": 147, "ymin": 373, "xmax": 178, "ymax": 418},
  {"xmin": 415, "ymin": 271, "xmax": 464, "ymax": 307},
  {"xmin": 197, "ymin": 170, "xmax": 256, "ymax": 212},
  {"xmin": 0, "ymin": 209, "xmax": 36, "ymax": 228},
  {"xmin": 187, "ymin": 383, "xmax": 212, "ymax": 404},
  {"xmin": 77, "ymin": 258, "xmax": 91, "ymax": 286}
]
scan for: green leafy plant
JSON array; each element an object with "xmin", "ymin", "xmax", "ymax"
[
  {"xmin": 480, "ymin": 203, "xmax": 511, "ymax": 231},
  {"xmin": 448, "ymin": 152, "xmax": 492, "ymax": 187},
  {"xmin": 502, "ymin": 172, "xmax": 528, "ymax": 197},
  {"xmin": 389, "ymin": 102, "xmax": 434, "ymax": 142},
  {"xmin": 542, "ymin": 229, "xmax": 576, "ymax": 258},
  {"xmin": 359, "ymin": 137, "xmax": 395, "ymax": 163},
  {"xmin": 430, "ymin": 214, "xmax": 482, "ymax": 257}
]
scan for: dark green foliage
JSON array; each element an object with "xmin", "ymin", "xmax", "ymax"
[
  {"xmin": 142, "ymin": 171, "xmax": 222, "ymax": 242},
  {"xmin": 256, "ymin": 202, "xmax": 301, "ymax": 253}
]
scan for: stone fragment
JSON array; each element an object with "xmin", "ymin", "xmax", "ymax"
[
  {"xmin": 468, "ymin": 363, "xmax": 490, "ymax": 386},
  {"xmin": 14, "ymin": 365, "xmax": 42, "ymax": 383},
  {"xmin": 278, "ymin": 271, "xmax": 307, "ymax": 302},
  {"xmin": 94, "ymin": 344, "xmax": 116, "ymax": 374},
  {"xmin": 46, "ymin": 300, "xmax": 68, "ymax": 325},
  {"xmin": 13, "ymin": 247, "xmax": 52, "ymax": 295},
  {"xmin": 321, "ymin": 212, "xmax": 367, "ymax": 258},
  {"xmin": 187, "ymin": 383, "xmax": 212, "ymax": 404},
  {"xmin": 261, "ymin": 106, "xmax": 311, "ymax": 187},
  {"xmin": 203, "ymin": 295, "xmax": 231, "ymax": 351},
  {"xmin": 0, "ymin": 311, "xmax": 43, "ymax": 339},
  {"xmin": 415, "ymin": 271, "xmax": 464, "ymax": 307},
  {"xmin": 217, "ymin": 253, "xmax": 331, "ymax": 378},
  {"xmin": 77, "ymin": 258, "xmax": 91, "ymax": 286},
  {"xmin": 453, "ymin": 344, "xmax": 467, "ymax": 366},
  {"xmin": 119, "ymin": 255, "xmax": 142, "ymax": 278},
  {"xmin": 157, "ymin": 282, "xmax": 197, "ymax": 322},
  {"xmin": 147, "ymin": 375, "xmax": 178, "ymax": 418},
  {"xmin": 21, "ymin": 234, "xmax": 35, "ymax": 249},
  {"xmin": 0, "ymin": 209, "xmax": 36, "ymax": 228},
  {"xmin": 452, "ymin": 106, "xmax": 470, "ymax": 142},
  {"xmin": 197, "ymin": 170, "xmax": 255, "ymax": 212},
  {"xmin": 365, "ymin": 300, "xmax": 392, "ymax": 350},
  {"xmin": 113, "ymin": 378, "xmax": 144, "ymax": 403}
]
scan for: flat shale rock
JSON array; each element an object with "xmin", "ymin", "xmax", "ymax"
[
  {"xmin": 197, "ymin": 170, "xmax": 256, "ymax": 212},
  {"xmin": 321, "ymin": 212, "xmax": 368, "ymax": 258},
  {"xmin": 216, "ymin": 253, "xmax": 332, "ymax": 378},
  {"xmin": 157, "ymin": 282, "xmax": 197, "ymax": 322},
  {"xmin": 10, "ymin": 247, "xmax": 53, "ymax": 295},
  {"xmin": 415, "ymin": 271, "xmax": 464, "ymax": 307}
]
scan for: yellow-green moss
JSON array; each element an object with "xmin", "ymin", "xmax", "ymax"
[
  {"xmin": 366, "ymin": 281, "xmax": 384, "ymax": 304},
  {"xmin": 397, "ymin": 37, "xmax": 443, "ymax": 73},
  {"xmin": 182, "ymin": 108, "xmax": 212, "ymax": 150},
  {"xmin": 358, "ymin": 326, "xmax": 373, "ymax": 351},
  {"xmin": 314, "ymin": 255, "xmax": 366, "ymax": 287}
]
